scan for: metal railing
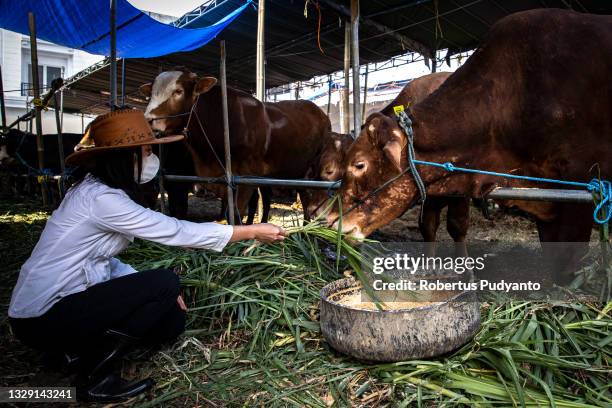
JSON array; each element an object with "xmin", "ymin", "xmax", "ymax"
[
  {"xmin": 20, "ymin": 82, "xmax": 55, "ymax": 97},
  {"xmin": 162, "ymin": 174, "xmax": 595, "ymax": 203}
]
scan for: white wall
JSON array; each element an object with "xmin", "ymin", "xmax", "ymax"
[{"xmin": 1, "ymin": 29, "xmax": 102, "ymax": 134}]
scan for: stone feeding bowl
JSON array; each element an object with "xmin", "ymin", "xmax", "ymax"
[{"xmin": 320, "ymin": 277, "xmax": 480, "ymax": 362}]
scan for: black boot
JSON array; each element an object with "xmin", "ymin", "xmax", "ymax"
[
  {"xmin": 78, "ymin": 372, "xmax": 154, "ymax": 403},
  {"xmin": 41, "ymin": 351, "xmax": 80, "ymax": 373},
  {"xmin": 75, "ymin": 329, "xmax": 154, "ymax": 403}
]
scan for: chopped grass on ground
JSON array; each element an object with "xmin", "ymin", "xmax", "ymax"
[
  {"xmin": 0, "ymin": 197, "xmax": 610, "ymax": 407},
  {"xmin": 121, "ymin": 227, "xmax": 611, "ymax": 407}
]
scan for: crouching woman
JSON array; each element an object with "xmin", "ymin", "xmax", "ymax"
[{"xmin": 7, "ymin": 109, "xmax": 286, "ymax": 402}]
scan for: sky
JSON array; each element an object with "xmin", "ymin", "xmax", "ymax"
[{"xmin": 128, "ymin": 0, "xmax": 206, "ymax": 17}]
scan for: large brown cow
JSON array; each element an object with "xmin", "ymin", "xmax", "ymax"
[
  {"xmin": 140, "ymin": 69, "xmax": 331, "ymax": 222},
  {"xmin": 329, "ymin": 9, "xmax": 611, "ymax": 281}
]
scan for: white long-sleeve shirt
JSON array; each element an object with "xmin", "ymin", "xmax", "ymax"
[{"xmin": 9, "ymin": 174, "xmax": 233, "ymax": 319}]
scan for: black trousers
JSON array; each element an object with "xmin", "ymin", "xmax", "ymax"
[{"xmin": 10, "ymin": 268, "xmax": 186, "ymax": 355}]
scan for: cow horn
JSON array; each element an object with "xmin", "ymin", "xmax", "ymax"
[
  {"xmin": 139, "ymin": 83, "xmax": 152, "ymax": 97},
  {"xmin": 194, "ymin": 77, "xmax": 218, "ymax": 96}
]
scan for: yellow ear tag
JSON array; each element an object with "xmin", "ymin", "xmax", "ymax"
[{"xmin": 393, "ymin": 105, "xmax": 405, "ymax": 116}]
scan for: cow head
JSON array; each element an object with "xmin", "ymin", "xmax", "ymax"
[
  {"xmin": 306, "ymin": 132, "xmax": 353, "ymax": 218},
  {"xmin": 140, "ymin": 69, "xmax": 217, "ymax": 135},
  {"xmin": 327, "ymin": 112, "xmax": 417, "ymax": 238}
]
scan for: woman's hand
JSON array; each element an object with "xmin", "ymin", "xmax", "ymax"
[
  {"xmin": 252, "ymin": 223, "xmax": 287, "ymax": 243},
  {"xmin": 230, "ymin": 223, "xmax": 287, "ymax": 243}
]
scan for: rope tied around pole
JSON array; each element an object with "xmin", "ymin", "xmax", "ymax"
[
  {"xmin": 588, "ymin": 179, "xmax": 611, "ymax": 225},
  {"xmin": 395, "ymin": 109, "xmax": 611, "ymax": 226},
  {"xmin": 31, "ymin": 97, "xmax": 50, "ymax": 110}
]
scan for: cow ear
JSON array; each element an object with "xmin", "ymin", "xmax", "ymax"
[
  {"xmin": 383, "ymin": 140, "xmax": 403, "ymax": 172},
  {"xmin": 366, "ymin": 117, "xmax": 382, "ymax": 144},
  {"xmin": 194, "ymin": 77, "xmax": 217, "ymax": 96},
  {"xmin": 139, "ymin": 83, "xmax": 152, "ymax": 97},
  {"xmin": 304, "ymin": 166, "xmax": 314, "ymax": 180}
]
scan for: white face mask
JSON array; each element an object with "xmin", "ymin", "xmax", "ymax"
[{"xmin": 134, "ymin": 152, "xmax": 160, "ymax": 184}]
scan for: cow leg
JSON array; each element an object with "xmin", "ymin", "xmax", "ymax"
[
  {"xmin": 260, "ymin": 187, "xmax": 271, "ymax": 223},
  {"xmin": 447, "ymin": 197, "xmax": 470, "ymax": 257},
  {"xmin": 163, "ymin": 142, "xmax": 194, "ymax": 220},
  {"xmin": 234, "ymin": 186, "xmax": 256, "ymax": 225},
  {"xmin": 536, "ymin": 203, "xmax": 593, "ymax": 285},
  {"xmin": 237, "ymin": 188, "xmax": 270, "ymax": 224},
  {"xmin": 473, "ymin": 197, "xmax": 492, "ymax": 220},
  {"xmin": 298, "ymin": 189, "xmax": 311, "ymax": 223},
  {"xmin": 167, "ymin": 182, "xmax": 190, "ymax": 220},
  {"xmin": 419, "ymin": 197, "xmax": 445, "ymax": 257},
  {"xmin": 219, "ymin": 200, "xmax": 227, "ymax": 221},
  {"xmin": 214, "ymin": 188, "xmax": 228, "ymax": 221},
  {"xmin": 246, "ymin": 190, "xmax": 259, "ymax": 225}
]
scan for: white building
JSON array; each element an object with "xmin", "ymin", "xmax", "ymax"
[{"xmin": 0, "ymin": 29, "xmax": 102, "ymax": 134}]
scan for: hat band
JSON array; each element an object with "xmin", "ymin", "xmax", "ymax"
[{"xmin": 96, "ymin": 132, "xmax": 153, "ymax": 147}]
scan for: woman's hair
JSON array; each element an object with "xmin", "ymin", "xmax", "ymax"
[
  {"xmin": 72, "ymin": 147, "xmax": 147, "ymax": 204},
  {"xmin": 93, "ymin": 147, "xmax": 141, "ymax": 190}
]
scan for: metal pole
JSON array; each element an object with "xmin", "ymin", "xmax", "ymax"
[
  {"xmin": 295, "ymin": 82, "xmax": 300, "ymax": 100},
  {"xmin": 220, "ymin": 41, "xmax": 235, "ymax": 225},
  {"xmin": 326, "ymin": 74, "xmax": 332, "ymax": 117},
  {"xmin": 0, "ymin": 65, "xmax": 6, "ymax": 129},
  {"xmin": 486, "ymin": 187, "xmax": 593, "ymax": 203},
  {"xmin": 110, "ymin": 0, "xmax": 117, "ymax": 110},
  {"xmin": 255, "ymin": 0, "xmax": 266, "ymax": 221},
  {"xmin": 60, "ymin": 89, "xmax": 64, "ymax": 131},
  {"xmin": 53, "ymin": 91, "xmax": 65, "ymax": 195},
  {"xmin": 165, "ymin": 175, "xmax": 339, "ymax": 190},
  {"xmin": 161, "ymin": 176, "xmax": 596, "ymax": 204},
  {"xmin": 255, "ymin": 0, "xmax": 265, "ymax": 101},
  {"xmin": 121, "ymin": 58, "xmax": 126, "ymax": 107},
  {"xmin": 27, "ymin": 100, "xmax": 31, "ymax": 133},
  {"xmin": 350, "ymin": 0, "xmax": 361, "ymax": 134},
  {"xmin": 28, "ymin": 12, "xmax": 48, "ymax": 206},
  {"xmin": 158, "ymin": 143, "xmax": 167, "ymax": 214},
  {"xmin": 341, "ymin": 22, "xmax": 350, "ymax": 134},
  {"xmin": 431, "ymin": 51, "xmax": 437, "ymax": 73},
  {"xmin": 361, "ymin": 64, "xmax": 368, "ymax": 122}
]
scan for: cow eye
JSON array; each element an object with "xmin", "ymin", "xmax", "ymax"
[
  {"xmin": 354, "ymin": 161, "xmax": 366, "ymax": 170},
  {"xmin": 173, "ymin": 89, "xmax": 183, "ymax": 96}
]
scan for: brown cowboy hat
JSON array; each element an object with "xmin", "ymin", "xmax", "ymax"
[{"xmin": 65, "ymin": 109, "xmax": 183, "ymax": 166}]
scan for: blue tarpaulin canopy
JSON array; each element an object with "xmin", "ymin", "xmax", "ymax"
[{"xmin": 0, "ymin": 0, "xmax": 251, "ymax": 58}]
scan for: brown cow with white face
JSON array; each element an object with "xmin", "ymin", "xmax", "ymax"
[
  {"xmin": 310, "ymin": 73, "xmax": 470, "ymax": 255},
  {"xmin": 329, "ymin": 9, "xmax": 611, "ymax": 281},
  {"xmin": 308, "ymin": 72, "xmax": 453, "ymax": 219},
  {"xmin": 140, "ymin": 68, "xmax": 332, "ymax": 222}
]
